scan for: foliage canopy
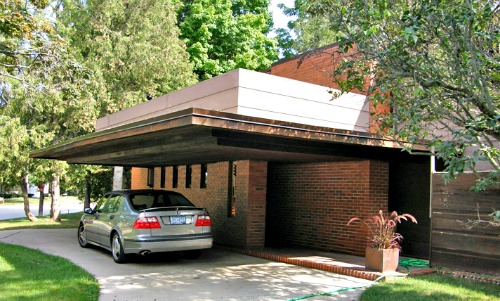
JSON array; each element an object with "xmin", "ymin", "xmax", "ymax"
[
  {"xmin": 178, "ymin": 0, "xmax": 278, "ymax": 80},
  {"xmin": 300, "ymin": 0, "xmax": 500, "ymax": 188},
  {"xmin": 59, "ymin": 0, "xmax": 197, "ymax": 114}
]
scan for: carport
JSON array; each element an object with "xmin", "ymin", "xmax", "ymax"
[{"xmin": 32, "ymin": 69, "xmax": 432, "ymax": 266}]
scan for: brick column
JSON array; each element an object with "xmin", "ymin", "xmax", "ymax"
[{"xmin": 246, "ymin": 161, "xmax": 268, "ymax": 248}]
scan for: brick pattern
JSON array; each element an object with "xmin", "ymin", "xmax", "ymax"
[
  {"xmin": 130, "ymin": 160, "xmax": 268, "ymax": 249},
  {"xmin": 270, "ymin": 43, "xmax": 363, "ymax": 91},
  {"xmin": 131, "ymin": 168, "xmax": 148, "ymax": 189},
  {"xmin": 246, "ymin": 161, "xmax": 268, "ymax": 248},
  {"xmin": 269, "ymin": 43, "xmax": 389, "ymax": 133},
  {"xmin": 267, "ymin": 160, "xmax": 389, "ymax": 257},
  {"xmin": 217, "ymin": 245, "xmax": 382, "ymax": 281}
]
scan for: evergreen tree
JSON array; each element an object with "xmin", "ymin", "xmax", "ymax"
[
  {"xmin": 59, "ymin": 0, "xmax": 197, "ymax": 113},
  {"xmin": 1, "ymin": 0, "xmax": 98, "ymax": 220}
]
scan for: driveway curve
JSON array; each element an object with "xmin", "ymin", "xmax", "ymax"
[{"xmin": 0, "ymin": 229, "xmax": 371, "ymax": 300}]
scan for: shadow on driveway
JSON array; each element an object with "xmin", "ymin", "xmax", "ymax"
[{"xmin": 0, "ymin": 229, "xmax": 372, "ymax": 300}]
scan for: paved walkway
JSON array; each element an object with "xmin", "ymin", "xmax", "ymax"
[{"xmin": 0, "ymin": 229, "xmax": 375, "ymax": 301}]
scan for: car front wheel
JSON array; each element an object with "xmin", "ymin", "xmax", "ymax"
[
  {"xmin": 78, "ymin": 223, "xmax": 88, "ymax": 248},
  {"xmin": 111, "ymin": 233, "xmax": 127, "ymax": 263}
]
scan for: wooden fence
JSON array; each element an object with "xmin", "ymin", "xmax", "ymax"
[{"xmin": 431, "ymin": 173, "xmax": 500, "ymax": 273}]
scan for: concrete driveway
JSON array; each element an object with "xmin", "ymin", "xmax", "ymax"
[{"xmin": 0, "ymin": 229, "xmax": 372, "ymax": 301}]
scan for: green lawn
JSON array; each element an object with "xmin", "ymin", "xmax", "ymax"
[
  {"xmin": 1, "ymin": 195, "xmax": 81, "ymax": 205},
  {"xmin": 0, "ymin": 212, "xmax": 82, "ymax": 231},
  {"xmin": 361, "ymin": 273, "xmax": 500, "ymax": 301},
  {"xmin": 0, "ymin": 243, "xmax": 99, "ymax": 301},
  {"xmin": 0, "ymin": 199, "xmax": 98, "ymax": 301},
  {"xmin": 0, "ymin": 196, "xmax": 83, "ymax": 230}
]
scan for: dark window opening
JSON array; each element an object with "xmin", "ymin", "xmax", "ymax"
[
  {"xmin": 227, "ymin": 162, "xmax": 236, "ymax": 217},
  {"xmin": 172, "ymin": 166, "xmax": 178, "ymax": 188},
  {"xmin": 147, "ymin": 168, "xmax": 154, "ymax": 188},
  {"xmin": 434, "ymin": 157, "xmax": 446, "ymax": 172},
  {"xmin": 185, "ymin": 165, "xmax": 192, "ymax": 188},
  {"xmin": 200, "ymin": 164, "xmax": 207, "ymax": 189},
  {"xmin": 160, "ymin": 167, "xmax": 166, "ymax": 188}
]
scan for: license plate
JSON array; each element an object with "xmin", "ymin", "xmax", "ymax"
[{"xmin": 170, "ymin": 216, "xmax": 186, "ymax": 225}]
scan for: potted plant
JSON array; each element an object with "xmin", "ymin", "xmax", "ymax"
[{"xmin": 347, "ymin": 210, "xmax": 418, "ymax": 273}]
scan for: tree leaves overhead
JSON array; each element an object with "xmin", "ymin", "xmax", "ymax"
[
  {"xmin": 178, "ymin": 0, "xmax": 278, "ymax": 80},
  {"xmin": 59, "ymin": 0, "xmax": 197, "ymax": 114},
  {"xmin": 300, "ymin": 0, "xmax": 499, "ymax": 188},
  {"xmin": 274, "ymin": 0, "xmax": 339, "ymax": 55}
]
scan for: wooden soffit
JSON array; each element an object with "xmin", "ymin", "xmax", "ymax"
[{"xmin": 31, "ymin": 108, "xmax": 429, "ymax": 167}]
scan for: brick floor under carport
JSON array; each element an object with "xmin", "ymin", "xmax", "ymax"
[{"xmin": 218, "ymin": 245, "xmax": 434, "ymax": 281}]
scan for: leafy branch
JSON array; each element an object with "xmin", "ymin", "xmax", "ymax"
[{"xmin": 457, "ymin": 204, "xmax": 500, "ymax": 229}]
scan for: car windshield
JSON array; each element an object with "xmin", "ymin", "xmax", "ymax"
[{"xmin": 129, "ymin": 192, "xmax": 194, "ymax": 210}]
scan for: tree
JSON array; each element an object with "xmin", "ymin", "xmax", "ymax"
[
  {"xmin": 1, "ymin": 0, "xmax": 58, "ymax": 221},
  {"xmin": 58, "ymin": 0, "xmax": 199, "ymax": 199},
  {"xmin": 59, "ymin": 0, "xmax": 197, "ymax": 113},
  {"xmin": 62, "ymin": 165, "xmax": 113, "ymax": 207},
  {"xmin": 274, "ymin": 0, "xmax": 339, "ymax": 55},
  {"xmin": 0, "ymin": 117, "xmax": 48, "ymax": 221},
  {"xmin": 301, "ymin": 0, "xmax": 499, "ymax": 189},
  {"xmin": 31, "ymin": 159, "xmax": 55, "ymax": 216},
  {"xmin": 178, "ymin": 0, "xmax": 278, "ymax": 80},
  {"xmin": 1, "ymin": 1, "xmax": 99, "ymax": 221}
]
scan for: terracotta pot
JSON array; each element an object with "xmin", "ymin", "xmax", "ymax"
[{"xmin": 365, "ymin": 247, "xmax": 399, "ymax": 272}]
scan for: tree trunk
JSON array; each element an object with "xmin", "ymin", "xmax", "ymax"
[
  {"xmin": 50, "ymin": 174, "xmax": 61, "ymax": 222},
  {"xmin": 84, "ymin": 172, "xmax": 91, "ymax": 209},
  {"xmin": 113, "ymin": 166, "xmax": 124, "ymax": 190},
  {"xmin": 21, "ymin": 173, "xmax": 37, "ymax": 222},
  {"xmin": 38, "ymin": 183, "xmax": 45, "ymax": 216}
]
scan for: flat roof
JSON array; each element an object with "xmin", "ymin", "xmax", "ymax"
[
  {"xmin": 32, "ymin": 108, "xmax": 429, "ymax": 167},
  {"xmin": 96, "ymin": 68, "xmax": 370, "ymax": 132}
]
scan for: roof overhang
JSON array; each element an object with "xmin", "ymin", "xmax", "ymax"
[{"xmin": 31, "ymin": 108, "xmax": 430, "ymax": 167}]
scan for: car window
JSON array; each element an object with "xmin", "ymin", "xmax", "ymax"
[
  {"xmin": 130, "ymin": 194, "xmax": 154, "ymax": 210},
  {"xmin": 105, "ymin": 195, "xmax": 123, "ymax": 213},
  {"xmin": 93, "ymin": 196, "xmax": 109, "ymax": 213},
  {"xmin": 167, "ymin": 193, "xmax": 194, "ymax": 206},
  {"xmin": 129, "ymin": 192, "xmax": 194, "ymax": 209}
]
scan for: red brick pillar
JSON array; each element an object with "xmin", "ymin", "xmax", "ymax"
[{"xmin": 246, "ymin": 161, "xmax": 268, "ymax": 248}]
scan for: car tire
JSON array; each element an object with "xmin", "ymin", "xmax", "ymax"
[
  {"xmin": 111, "ymin": 233, "xmax": 127, "ymax": 263},
  {"xmin": 183, "ymin": 250, "xmax": 202, "ymax": 259},
  {"xmin": 77, "ymin": 223, "xmax": 89, "ymax": 248}
]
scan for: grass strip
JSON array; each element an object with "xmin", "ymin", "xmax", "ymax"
[
  {"xmin": 360, "ymin": 273, "xmax": 500, "ymax": 301},
  {"xmin": 0, "ymin": 243, "xmax": 99, "ymax": 301},
  {"xmin": 0, "ymin": 213, "xmax": 82, "ymax": 231}
]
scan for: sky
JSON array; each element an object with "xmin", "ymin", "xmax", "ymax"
[{"xmin": 270, "ymin": 0, "xmax": 295, "ymax": 30}]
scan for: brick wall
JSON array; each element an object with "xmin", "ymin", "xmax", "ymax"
[
  {"xmin": 269, "ymin": 43, "xmax": 357, "ymax": 90},
  {"xmin": 269, "ymin": 43, "xmax": 389, "ymax": 133},
  {"xmin": 130, "ymin": 160, "xmax": 268, "ymax": 249},
  {"xmin": 131, "ymin": 168, "xmax": 148, "ymax": 189},
  {"xmin": 266, "ymin": 160, "xmax": 389, "ymax": 256}
]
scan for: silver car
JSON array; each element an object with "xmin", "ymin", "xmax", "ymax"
[{"xmin": 77, "ymin": 189, "xmax": 213, "ymax": 263}]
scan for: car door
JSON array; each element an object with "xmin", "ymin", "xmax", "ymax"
[
  {"xmin": 84, "ymin": 198, "xmax": 107, "ymax": 244},
  {"xmin": 97, "ymin": 194, "xmax": 124, "ymax": 248}
]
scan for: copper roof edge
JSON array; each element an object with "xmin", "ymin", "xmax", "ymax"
[{"xmin": 31, "ymin": 108, "xmax": 429, "ymax": 159}]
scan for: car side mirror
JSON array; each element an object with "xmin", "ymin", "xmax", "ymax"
[{"xmin": 84, "ymin": 207, "xmax": 94, "ymax": 214}]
